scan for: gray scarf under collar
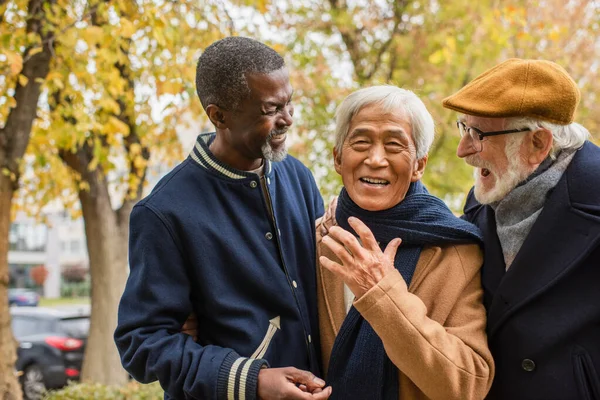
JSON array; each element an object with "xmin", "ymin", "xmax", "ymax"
[{"xmin": 491, "ymin": 150, "xmax": 576, "ymax": 269}]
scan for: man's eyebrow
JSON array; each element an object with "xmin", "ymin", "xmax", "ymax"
[
  {"xmin": 349, "ymin": 128, "xmax": 409, "ymax": 139},
  {"xmin": 263, "ymin": 90, "xmax": 294, "ymax": 106}
]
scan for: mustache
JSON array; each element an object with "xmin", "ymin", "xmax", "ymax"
[
  {"xmin": 268, "ymin": 128, "xmax": 288, "ymax": 138},
  {"xmin": 465, "ymin": 155, "xmax": 493, "ymax": 170}
]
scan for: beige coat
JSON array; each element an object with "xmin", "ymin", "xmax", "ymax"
[{"xmin": 316, "ymin": 222, "xmax": 495, "ymax": 400}]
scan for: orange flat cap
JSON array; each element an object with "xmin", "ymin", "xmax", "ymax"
[{"xmin": 442, "ymin": 58, "xmax": 580, "ymax": 125}]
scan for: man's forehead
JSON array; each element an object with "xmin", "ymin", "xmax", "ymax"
[{"xmin": 245, "ymin": 69, "xmax": 292, "ymax": 99}]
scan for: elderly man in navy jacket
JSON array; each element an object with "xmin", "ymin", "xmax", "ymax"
[
  {"xmin": 115, "ymin": 37, "xmax": 331, "ymax": 400},
  {"xmin": 443, "ymin": 58, "xmax": 600, "ymax": 400}
]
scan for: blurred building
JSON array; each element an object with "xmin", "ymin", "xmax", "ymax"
[{"xmin": 8, "ymin": 211, "xmax": 89, "ymax": 298}]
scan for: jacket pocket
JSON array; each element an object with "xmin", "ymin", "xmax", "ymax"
[
  {"xmin": 573, "ymin": 347, "xmax": 600, "ymax": 400},
  {"xmin": 251, "ymin": 316, "xmax": 281, "ymax": 359}
]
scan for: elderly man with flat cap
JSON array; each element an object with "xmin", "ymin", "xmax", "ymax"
[{"xmin": 443, "ymin": 59, "xmax": 600, "ymax": 400}]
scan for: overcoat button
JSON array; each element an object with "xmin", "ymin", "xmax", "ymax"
[
  {"xmin": 522, "ymin": 359, "xmax": 536, "ymax": 372},
  {"xmin": 265, "ymin": 232, "xmax": 273, "ymax": 240},
  {"xmin": 250, "ymin": 181, "xmax": 258, "ymax": 188}
]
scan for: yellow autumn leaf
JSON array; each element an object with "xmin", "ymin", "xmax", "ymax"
[
  {"xmin": 18, "ymin": 74, "xmax": 29, "ymax": 86},
  {"xmin": 82, "ymin": 26, "xmax": 104, "ymax": 45},
  {"xmin": 5, "ymin": 51, "xmax": 23, "ymax": 76},
  {"xmin": 107, "ymin": 116, "xmax": 131, "ymax": 136},
  {"xmin": 428, "ymin": 50, "xmax": 444, "ymax": 65},
  {"xmin": 158, "ymin": 81, "xmax": 182, "ymax": 95},
  {"xmin": 27, "ymin": 47, "xmax": 44, "ymax": 57},
  {"xmin": 120, "ymin": 18, "xmax": 135, "ymax": 39},
  {"xmin": 133, "ymin": 155, "xmax": 147, "ymax": 171},
  {"xmin": 129, "ymin": 143, "xmax": 142, "ymax": 155}
]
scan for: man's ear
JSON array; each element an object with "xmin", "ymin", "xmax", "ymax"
[
  {"xmin": 411, "ymin": 154, "xmax": 428, "ymax": 182},
  {"xmin": 526, "ymin": 128, "xmax": 553, "ymax": 165},
  {"xmin": 333, "ymin": 148, "xmax": 342, "ymax": 175},
  {"xmin": 206, "ymin": 104, "xmax": 227, "ymax": 129}
]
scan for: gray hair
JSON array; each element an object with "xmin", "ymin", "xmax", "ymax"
[
  {"xmin": 334, "ymin": 86, "xmax": 435, "ymax": 160},
  {"xmin": 505, "ymin": 117, "xmax": 589, "ymax": 158},
  {"xmin": 196, "ymin": 37, "xmax": 285, "ymax": 111}
]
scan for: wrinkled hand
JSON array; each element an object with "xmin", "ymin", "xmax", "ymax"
[
  {"xmin": 318, "ymin": 196, "xmax": 338, "ymax": 237},
  {"xmin": 319, "ymin": 216, "xmax": 401, "ymax": 298},
  {"xmin": 257, "ymin": 367, "xmax": 332, "ymax": 399}
]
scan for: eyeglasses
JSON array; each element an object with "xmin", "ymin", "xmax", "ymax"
[{"xmin": 457, "ymin": 121, "xmax": 531, "ymax": 152}]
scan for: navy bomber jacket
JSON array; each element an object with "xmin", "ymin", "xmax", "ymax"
[{"xmin": 115, "ymin": 133, "xmax": 324, "ymax": 400}]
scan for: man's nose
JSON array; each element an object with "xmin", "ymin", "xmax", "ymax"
[
  {"xmin": 278, "ymin": 105, "xmax": 293, "ymax": 127},
  {"xmin": 456, "ymin": 134, "xmax": 476, "ymax": 158},
  {"xmin": 364, "ymin": 146, "xmax": 389, "ymax": 167}
]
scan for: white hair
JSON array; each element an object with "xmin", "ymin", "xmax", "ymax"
[
  {"xmin": 505, "ymin": 117, "xmax": 589, "ymax": 159},
  {"xmin": 334, "ymin": 85, "xmax": 435, "ymax": 160}
]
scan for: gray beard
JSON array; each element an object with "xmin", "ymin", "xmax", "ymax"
[{"xmin": 261, "ymin": 132, "xmax": 288, "ymax": 162}]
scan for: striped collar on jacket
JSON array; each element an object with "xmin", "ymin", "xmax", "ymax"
[{"xmin": 189, "ymin": 133, "xmax": 272, "ymax": 179}]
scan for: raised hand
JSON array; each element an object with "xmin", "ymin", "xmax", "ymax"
[{"xmin": 319, "ymin": 216, "xmax": 402, "ymax": 298}]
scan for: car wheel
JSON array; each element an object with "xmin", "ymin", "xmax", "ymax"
[{"xmin": 21, "ymin": 365, "xmax": 47, "ymax": 400}]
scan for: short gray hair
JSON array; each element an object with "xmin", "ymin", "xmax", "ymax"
[
  {"xmin": 196, "ymin": 37, "xmax": 285, "ymax": 111},
  {"xmin": 505, "ymin": 117, "xmax": 589, "ymax": 158},
  {"xmin": 334, "ymin": 86, "xmax": 435, "ymax": 159}
]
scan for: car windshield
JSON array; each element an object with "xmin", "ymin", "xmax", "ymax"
[{"xmin": 58, "ymin": 317, "xmax": 89, "ymax": 338}]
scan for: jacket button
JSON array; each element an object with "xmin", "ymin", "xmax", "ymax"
[
  {"xmin": 521, "ymin": 359, "xmax": 536, "ymax": 372},
  {"xmin": 292, "ymin": 280, "xmax": 298, "ymax": 288},
  {"xmin": 265, "ymin": 232, "xmax": 273, "ymax": 240},
  {"xmin": 250, "ymin": 181, "xmax": 257, "ymax": 188}
]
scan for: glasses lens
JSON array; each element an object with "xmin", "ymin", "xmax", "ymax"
[
  {"xmin": 458, "ymin": 122, "xmax": 466, "ymax": 138},
  {"xmin": 470, "ymin": 129, "xmax": 482, "ymax": 152}
]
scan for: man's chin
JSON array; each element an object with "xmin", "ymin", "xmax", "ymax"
[
  {"xmin": 262, "ymin": 143, "xmax": 288, "ymax": 162},
  {"xmin": 473, "ymin": 168, "xmax": 530, "ymax": 204},
  {"xmin": 474, "ymin": 184, "xmax": 503, "ymax": 204}
]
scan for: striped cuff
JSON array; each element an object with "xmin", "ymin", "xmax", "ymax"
[{"xmin": 217, "ymin": 352, "xmax": 269, "ymax": 400}]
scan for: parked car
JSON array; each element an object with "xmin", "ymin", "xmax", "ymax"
[
  {"xmin": 10, "ymin": 307, "xmax": 90, "ymax": 400},
  {"xmin": 8, "ymin": 289, "xmax": 40, "ymax": 307}
]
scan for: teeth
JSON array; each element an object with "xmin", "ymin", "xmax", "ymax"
[{"xmin": 361, "ymin": 177, "xmax": 388, "ymax": 184}]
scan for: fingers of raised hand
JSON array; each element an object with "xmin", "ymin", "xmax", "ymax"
[
  {"xmin": 347, "ymin": 217, "xmax": 379, "ymax": 251},
  {"xmin": 320, "ymin": 234, "xmax": 355, "ymax": 265},
  {"xmin": 326, "ymin": 225, "xmax": 364, "ymax": 257},
  {"xmin": 319, "ymin": 255, "xmax": 347, "ymax": 280},
  {"xmin": 383, "ymin": 238, "xmax": 402, "ymax": 263}
]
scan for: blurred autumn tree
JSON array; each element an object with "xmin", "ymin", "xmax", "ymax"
[
  {"xmin": 1, "ymin": 0, "xmax": 56, "ymax": 397},
  {"xmin": 268, "ymin": 0, "xmax": 600, "ymax": 209},
  {"xmin": 1, "ymin": 0, "xmax": 267, "ymax": 392}
]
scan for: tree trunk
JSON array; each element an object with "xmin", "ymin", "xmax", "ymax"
[
  {"xmin": 0, "ymin": 178, "xmax": 21, "ymax": 400},
  {"xmin": 78, "ymin": 175, "xmax": 129, "ymax": 385},
  {"xmin": 0, "ymin": 0, "xmax": 54, "ymax": 395}
]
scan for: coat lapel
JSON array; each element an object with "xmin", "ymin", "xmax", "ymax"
[
  {"xmin": 487, "ymin": 146, "xmax": 600, "ymax": 337},
  {"xmin": 477, "ymin": 206, "xmax": 506, "ymax": 311},
  {"xmin": 317, "ymin": 245, "xmax": 347, "ymax": 335}
]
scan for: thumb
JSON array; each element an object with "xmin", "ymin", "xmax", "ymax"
[
  {"xmin": 286, "ymin": 368, "xmax": 326, "ymax": 391},
  {"xmin": 383, "ymin": 238, "xmax": 402, "ymax": 263}
]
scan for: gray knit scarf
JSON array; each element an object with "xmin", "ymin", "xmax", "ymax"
[{"xmin": 491, "ymin": 150, "xmax": 576, "ymax": 269}]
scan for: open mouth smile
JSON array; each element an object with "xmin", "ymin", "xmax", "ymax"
[{"xmin": 360, "ymin": 177, "xmax": 390, "ymax": 186}]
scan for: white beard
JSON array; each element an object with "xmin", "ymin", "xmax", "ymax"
[
  {"xmin": 469, "ymin": 135, "xmax": 532, "ymax": 205},
  {"xmin": 473, "ymin": 161, "xmax": 529, "ymax": 204}
]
